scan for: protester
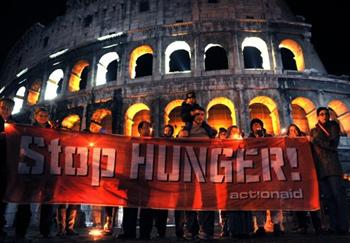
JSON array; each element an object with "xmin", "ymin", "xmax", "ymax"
[
  {"xmin": 218, "ymin": 127, "xmax": 227, "ymax": 139},
  {"xmin": 163, "ymin": 124, "xmax": 174, "ymax": 138},
  {"xmin": 0, "ymin": 98, "xmax": 15, "ymax": 238},
  {"xmin": 310, "ymin": 107, "xmax": 349, "ymax": 234},
  {"xmin": 181, "ymin": 106, "xmax": 217, "ymax": 240},
  {"xmin": 287, "ymin": 124, "xmax": 323, "ymax": 234},
  {"xmin": 249, "ymin": 118, "xmax": 283, "ymax": 236}
]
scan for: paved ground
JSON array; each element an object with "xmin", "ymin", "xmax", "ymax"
[{"xmin": 1, "ymin": 227, "xmax": 350, "ymax": 243}]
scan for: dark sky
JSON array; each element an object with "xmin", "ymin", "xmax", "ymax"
[{"xmin": 0, "ymin": 0, "xmax": 349, "ymax": 76}]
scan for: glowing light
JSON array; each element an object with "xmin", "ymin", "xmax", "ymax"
[
  {"xmin": 16, "ymin": 68, "xmax": 28, "ymax": 78},
  {"xmin": 44, "ymin": 69, "xmax": 64, "ymax": 100},
  {"xmin": 291, "ymin": 97, "xmax": 316, "ymax": 133},
  {"xmin": 0, "ymin": 87, "xmax": 5, "ymax": 94},
  {"xmin": 328, "ymin": 100, "xmax": 350, "ymax": 136},
  {"xmin": 12, "ymin": 86, "xmax": 26, "ymax": 114},
  {"xmin": 89, "ymin": 228, "xmax": 103, "ymax": 238},
  {"xmin": 103, "ymin": 44, "xmax": 118, "ymax": 49},
  {"xmin": 129, "ymin": 45, "xmax": 154, "ymax": 79},
  {"xmin": 281, "ymin": 128, "xmax": 287, "ymax": 135},
  {"xmin": 27, "ymin": 81, "xmax": 41, "ymax": 106},
  {"xmin": 125, "ymin": 103, "xmax": 151, "ymax": 136},
  {"xmin": 68, "ymin": 60, "xmax": 90, "ymax": 92},
  {"xmin": 49, "ymin": 49, "xmax": 69, "ymax": 59},
  {"xmin": 97, "ymin": 32, "xmax": 124, "ymax": 41},
  {"xmin": 165, "ymin": 41, "xmax": 191, "ymax": 74},
  {"xmin": 89, "ymin": 142, "xmax": 95, "ymax": 147},
  {"xmin": 90, "ymin": 109, "xmax": 112, "ymax": 133},
  {"xmin": 279, "ymin": 39, "xmax": 305, "ymax": 72},
  {"xmin": 242, "ymin": 37, "xmax": 270, "ymax": 70},
  {"xmin": 96, "ymin": 52, "xmax": 119, "ymax": 86},
  {"xmin": 61, "ymin": 114, "xmax": 81, "ymax": 130}
]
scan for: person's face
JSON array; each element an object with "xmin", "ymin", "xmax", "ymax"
[
  {"xmin": 229, "ymin": 127, "xmax": 240, "ymax": 139},
  {"xmin": 139, "ymin": 123, "xmax": 151, "ymax": 137},
  {"xmin": 0, "ymin": 102, "xmax": 13, "ymax": 120},
  {"xmin": 163, "ymin": 126, "xmax": 172, "ymax": 137},
  {"xmin": 35, "ymin": 111, "xmax": 49, "ymax": 125},
  {"xmin": 329, "ymin": 110, "xmax": 337, "ymax": 120},
  {"xmin": 193, "ymin": 110, "xmax": 205, "ymax": 124},
  {"xmin": 288, "ymin": 126, "xmax": 298, "ymax": 138},
  {"xmin": 318, "ymin": 110, "xmax": 330, "ymax": 124},
  {"xmin": 252, "ymin": 122, "xmax": 262, "ymax": 133},
  {"xmin": 186, "ymin": 97, "xmax": 195, "ymax": 104},
  {"xmin": 218, "ymin": 131, "xmax": 226, "ymax": 139}
]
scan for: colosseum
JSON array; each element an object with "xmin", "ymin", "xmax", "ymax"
[{"xmin": 0, "ymin": 0, "xmax": 349, "ymax": 172}]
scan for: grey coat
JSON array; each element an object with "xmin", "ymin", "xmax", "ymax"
[{"xmin": 310, "ymin": 121, "xmax": 343, "ymax": 179}]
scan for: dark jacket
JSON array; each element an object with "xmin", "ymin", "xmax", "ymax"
[
  {"xmin": 310, "ymin": 121, "xmax": 343, "ymax": 179},
  {"xmin": 248, "ymin": 128, "xmax": 272, "ymax": 138},
  {"xmin": 32, "ymin": 121, "xmax": 52, "ymax": 128},
  {"xmin": 180, "ymin": 102, "xmax": 200, "ymax": 123}
]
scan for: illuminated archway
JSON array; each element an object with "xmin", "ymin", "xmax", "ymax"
[
  {"xmin": 96, "ymin": 52, "xmax": 119, "ymax": 86},
  {"xmin": 125, "ymin": 103, "xmax": 151, "ymax": 136},
  {"xmin": 90, "ymin": 108, "xmax": 112, "ymax": 133},
  {"xmin": 27, "ymin": 80, "xmax": 41, "ymax": 106},
  {"xmin": 129, "ymin": 45, "xmax": 154, "ymax": 79},
  {"xmin": 291, "ymin": 97, "xmax": 317, "ymax": 133},
  {"xmin": 61, "ymin": 114, "xmax": 81, "ymax": 131},
  {"xmin": 68, "ymin": 60, "xmax": 90, "ymax": 92},
  {"xmin": 249, "ymin": 96, "xmax": 280, "ymax": 135},
  {"xmin": 13, "ymin": 86, "xmax": 26, "ymax": 114},
  {"xmin": 206, "ymin": 97, "xmax": 236, "ymax": 132},
  {"xmin": 242, "ymin": 37, "xmax": 270, "ymax": 70},
  {"xmin": 328, "ymin": 100, "xmax": 350, "ymax": 136},
  {"xmin": 44, "ymin": 69, "xmax": 64, "ymax": 100},
  {"xmin": 164, "ymin": 99, "xmax": 183, "ymax": 136},
  {"xmin": 204, "ymin": 44, "xmax": 228, "ymax": 71},
  {"xmin": 165, "ymin": 41, "xmax": 191, "ymax": 74},
  {"xmin": 279, "ymin": 39, "xmax": 305, "ymax": 72}
]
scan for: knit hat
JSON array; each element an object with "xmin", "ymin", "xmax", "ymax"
[{"xmin": 185, "ymin": 91, "xmax": 196, "ymax": 99}]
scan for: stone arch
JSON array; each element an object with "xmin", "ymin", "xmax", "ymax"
[
  {"xmin": 68, "ymin": 60, "xmax": 90, "ymax": 92},
  {"xmin": 96, "ymin": 52, "xmax": 120, "ymax": 86},
  {"xmin": 204, "ymin": 44, "xmax": 228, "ymax": 71},
  {"xmin": 125, "ymin": 103, "xmax": 151, "ymax": 136},
  {"xmin": 328, "ymin": 100, "xmax": 350, "ymax": 136},
  {"xmin": 44, "ymin": 69, "xmax": 64, "ymax": 100},
  {"xmin": 90, "ymin": 108, "xmax": 112, "ymax": 133},
  {"xmin": 279, "ymin": 39, "xmax": 305, "ymax": 72},
  {"xmin": 291, "ymin": 97, "xmax": 317, "ymax": 133},
  {"xmin": 165, "ymin": 41, "xmax": 191, "ymax": 73},
  {"xmin": 13, "ymin": 86, "xmax": 26, "ymax": 114},
  {"xmin": 206, "ymin": 97, "xmax": 237, "ymax": 132},
  {"xmin": 164, "ymin": 99, "xmax": 183, "ymax": 136},
  {"xmin": 129, "ymin": 45, "xmax": 154, "ymax": 79},
  {"xmin": 249, "ymin": 96, "xmax": 280, "ymax": 135},
  {"xmin": 61, "ymin": 114, "xmax": 81, "ymax": 131},
  {"xmin": 27, "ymin": 80, "xmax": 41, "ymax": 106},
  {"xmin": 242, "ymin": 37, "xmax": 270, "ymax": 70}
]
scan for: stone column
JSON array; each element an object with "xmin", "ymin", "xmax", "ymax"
[
  {"xmin": 87, "ymin": 56, "xmax": 97, "ymax": 88},
  {"xmin": 236, "ymin": 83, "xmax": 250, "ymax": 135}
]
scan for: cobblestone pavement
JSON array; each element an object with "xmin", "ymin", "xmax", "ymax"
[{"xmin": 1, "ymin": 226, "xmax": 350, "ymax": 243}]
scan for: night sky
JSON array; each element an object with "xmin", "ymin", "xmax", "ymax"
[{"xmin": 0, "ymin": 0, "xmax": 349, "ymax": 76}]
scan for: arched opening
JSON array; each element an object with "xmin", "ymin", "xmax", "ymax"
[
  {"xmin": 125, "ymin": 103, "xmax": 151, "ymax": 136},
  {"xmin": 165, "ymin": 41, "xmax": 191, "ymax": 73},
  {"xmin": 204, "ymin": 44, "xmax": 228, "ymax": 71},
  {"xmin": 164, "ymin": 99, "xmax": 183, "ymax": 136},
  {"xmin": 242, "ymin": 37, "xmax": 270, "ymax": 70},
  {"xmin": 90, "ymin": 109, "xmax": 112, "ymax": 134},
  {"xmin": 129, "ymin": 45, "xmax": 154, "ymax": 79},
  {"xmin": 291, "ymin": 97, "xmax": 317, "ymax": 133},
  {"xmin": 27, "ymin": 80, "xmax": 41, "ymax": 106},
  {"xmin": 61, "ymin": 114, "xmax": 81, "ymax": 132},
  {"xmin": 249, "ymin": 96, "xmax": 280, "ymax": 135},
  {"xmin": 96, "ymin": 52, "xmax": 119, "ymax": 86},
  {"xmin": 328, "ymin": 100, "xmax": 350, "ymax": 136},
  {"xmin": 280, "ymin": 48, "xmax": 297, "ymax": 71},
  {"xmin": 206, "ymin": 97, "xmax": 236, "ymax": 132},
  {"xmin": 44, "ymin": 69, "xmax": 64, "ymax": 100},
  {"xmin": 68, "ymin": 60, "xmax": 90, "ymax": 92},
  {"xmin": 279, "ymin": 39, "xmax": 305, "ymax": 72},
  {"xmin": 13, "ymin": 86, "xmax": 26, "ymax": 114}
]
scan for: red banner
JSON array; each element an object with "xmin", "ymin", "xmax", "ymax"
[{"xmin": 3, "ymin": 124, "xmax": 320, "ymax": 210}]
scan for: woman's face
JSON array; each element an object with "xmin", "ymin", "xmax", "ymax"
[
  {"xmin": 35, "ymin": 111, "xmax": 49, "ymax": 125},
  {"xmin": 228, "ymin": 127, "xmax": 240, "ymax": 139},
  {"xmin": 288, "ymin": 126, "xmax": 298, "ymax": 138}
]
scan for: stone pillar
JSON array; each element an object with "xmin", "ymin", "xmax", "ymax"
[
  {"xmin": 87, "ymin": 56, "xmax": 97, "ymax": 88},
  {"xmin": 81, "ymin": 105, "xmax": 87, "ymax": 130},
  {"xmin": 39, "ymin": 71, "xmax": 49, "ymax": 103},
  {"xmin": 278, "ymin": 90, "xmax": 293, "ymax": 132},
  {"xmin": 318, "ymin": 90, "xmax": 325, "ymax": 107},
  {"xmin": 237, "ymin": 84, "xmax": 250, "ymax": 135},
  {"xmin": 232, "ymin": 33, "xmax": 242, "ymax": 73},
  {"xmin": 150, "ymin": 97, "xmax": 161, "ymax": 137},
  {"xmin": 60, "ymin": 64, "xmax": 71, "ymax": 95}
]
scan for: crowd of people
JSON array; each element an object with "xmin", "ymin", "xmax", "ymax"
[{"xmin": 0, "ymin": 90, "xmax": 349, "ymax": 241}]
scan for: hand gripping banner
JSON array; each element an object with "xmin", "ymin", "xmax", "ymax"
[{"xmin": 3, "ymin": 124, "xmax": 320, "ymax": 210}]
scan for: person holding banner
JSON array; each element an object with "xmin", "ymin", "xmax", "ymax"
[
  {"xmin": 287, "ymin": 124, "xmax": 322, "ymax": 234},
  {"xmin": 182, "ymin": 106, "xmax": 217, "ymax": 240},
  {"xmin": 248, "ymin": 118, "xmax": 283, "ymax": 237},
  {"xmin": 0, "ymin": 98, "xmax": 15, "ymax": 238},
  {"xmin": 311, "ymin": 107, "xmax": 349, "ymax": 234}
]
